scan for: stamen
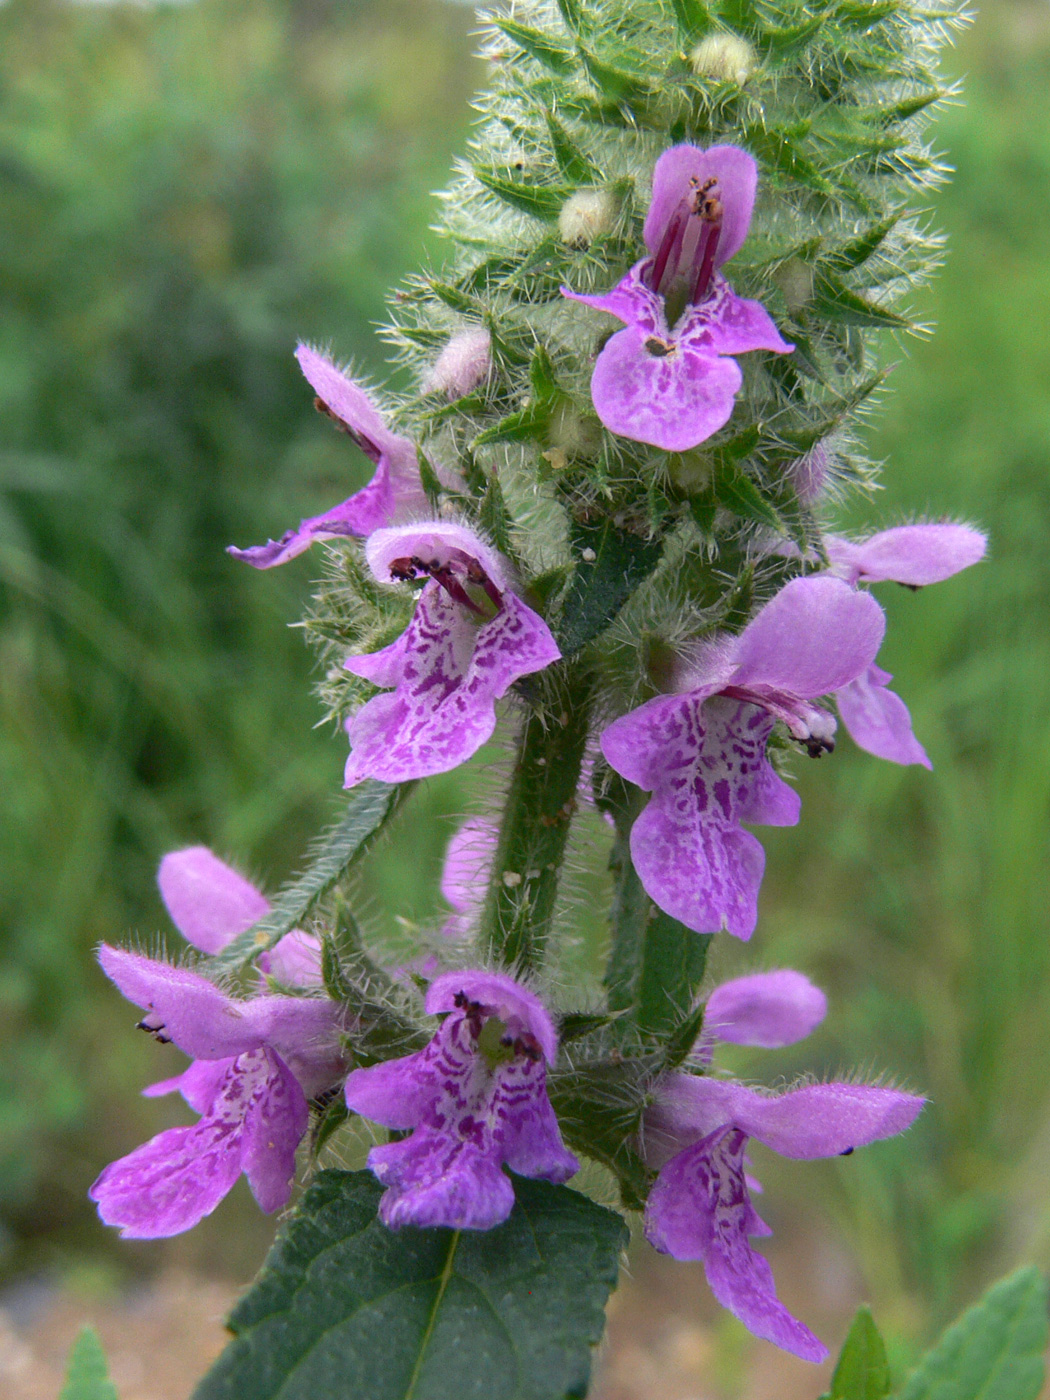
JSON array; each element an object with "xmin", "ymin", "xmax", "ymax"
[
  {"xmin": 312, "ymin": 396, "xmax": 383, "ymax": 463},
  {"xmin": 649, "ymin": 204, "xmax": 688, "ymax": 298},
  {"xmin": 689, "ymin": 181, "xmax": 723, "ymax": 305},
  {"xmin": 388, "ymin": 547, "xmax": 503, "ymax": 616}
]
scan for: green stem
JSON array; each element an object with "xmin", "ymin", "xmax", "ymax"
[{"xmin": 481, "ymin": 665, "xmax": 594, "ymax": 973}]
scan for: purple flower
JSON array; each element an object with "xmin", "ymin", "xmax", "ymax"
[
  {"xmin": 563, "ymin": 144, "xmax": 792, "ymax": 451},
  {"xmin": 344, "ymin": 969, "xmax": 578, "ymax": 1230},
  {"xmin": 826, "ymin": 524, "xmax": 987, "ymax": 768},
  {"xmin": 90, "ymin": 849, "xmax": 344, "ymax": 1238},
  {"xmin": 343, "ymin": 523, "xmax": 561, "ymax": 785},
  {"xmin": 600, "ymin": 576, "xmax": 885, "ymax": 938},
  {"xmin": 643, "ymin": 970, "xmax": 924, "ymax": 1361},
  {"xmin": 227, "ymin": 345, "xmax": 428, "ymax": 568},
  {"xmin": 439, "ymin": 817, "xmax": 498, "ymax": 941}
]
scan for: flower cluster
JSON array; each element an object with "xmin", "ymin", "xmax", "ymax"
[{"xmin": 92, "ymin": 127, "xmax": 983, "ymax": 1369}]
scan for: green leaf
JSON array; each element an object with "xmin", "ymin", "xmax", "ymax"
[
  {"xmin": 825, "ymin": 214, "xmax": 900, "ymax": 272},
  {"xmin": 475, "ymin": 169, "xmax": 575, "ymax": 222},
  {"xmin": 744, "ymin": 124, "xmax": 834, "ymax": 195},
  {"xmin": 822, "ymin": 1307, "xmax": 890, "ymax": 1400},
  {"xmin": 554, "ymin": 0, "xmax": 585, "ymax": 35},
  {"xmin": 715, "ymin": 466, "xmax": 786, "ymax": 533},
  {"xmin": 60, "ymin": 1328, "xmax": 119, "ymax": 1400},
  {"xmin": 558, "ymin": 519, "xmax": 663, "ymax": 655},
  {"xmin": 416, "ymin": 450, "xmax": 444, "ymax": 512},
  {"xmin": 472, "ymin": 402, "xmax": 551, "ymax": 447},
  {"xmin": 193, "ymin": 1170, "xmax": 627, "ymax": 1400},
  {"xmin": 670, "ymin": 0, "xmax": 714, "ymax": 41},
  {"xmin": 897, "ymin": 1267, "xmax": 1049, "ymax": 1400},
  {"xmin": 478, "ymin": 473, "xmax": 515, "ymax": 554},
  {"xmin": 494, "ymin": 19, "xmax": 575, "ymax": 75},
  {"xmin": 761, "ymin": 15, "xmax": 825, "ymax": 58},
  {"xmin": 544, "ymin": 111, "xmax": 600, "ymax": 183},
  {"xmin": 812, "ymin": 267, "xmax": 911, "ymax": 328},
  {"xmin": 215, "ymin": 783, "xmax": 403, "ymax": 967},
  {"xmin": 578, "ymin": 49, "xmax": 651, "ymax": 105},
  {"xmin": 427, "ymin": 280, "xmax": 485, "ymax": 317}
]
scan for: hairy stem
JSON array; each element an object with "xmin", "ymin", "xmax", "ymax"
[{"xmin": 481, "ymin": 665, "xmax": 595, "ymax": 973}]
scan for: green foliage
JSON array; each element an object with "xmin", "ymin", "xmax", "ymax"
[
  {"xmin": 823, "ymin": 1307, "xmax": 891, "ymax": 1400},
  {"xmin": 193, "ymin": 1170, "xmax": 627, "ymax": 1400},
  {"xmin": 0, "ymin": 0, "xmax": 475, "ymax": 1261},
  {"xmin": 60, "ymin": 1327, "xmax": 119, "ymax": 1400},
  {"xmin": 897, "ymin": 1269, "xmax": 1048, "ymax": 1400}
]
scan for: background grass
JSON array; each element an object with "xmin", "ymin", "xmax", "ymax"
[{"xmin": 0, "ymin": 0, "xmax": 1047, "ymax": 1369}]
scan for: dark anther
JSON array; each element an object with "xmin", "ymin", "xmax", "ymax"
[
  {"xmin": 313, "ymin": 397, "xmax": 350, "ymax": 433},
  {"xmin": 514, "ymin": 1032, "xmax": 542, "ymax": 1063},
  {"xmin": 899, "ymin": 582, "xmax": 922, "ymax": 593},
  {"xmin": 388, "ymin": 556, "xmax": 423, "ymax": 583},
  {"xmin": 804, "ymin": 736, "xmax": 835, "ymax": 758},
  {"xmin": 644, "ymin": 337, "xmax": 676, "ymax": 358},
  {"xmin": 840, "ymin": 1146, "xmax": 855, "ymax": 1156},
  {"xmin": 453, "ymin": 990, "xmax": 469, "ymax": 1009},
  {"xmin": 500, "ymin": 1034, "xmax": 514, "ymax": 1048}
]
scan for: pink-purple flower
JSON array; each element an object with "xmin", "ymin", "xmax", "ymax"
[
  {"xmin": 563, "ymin": 144, "xmax": 792, "ymax": 451},
  {"xmin": 342, "ymin": 523, "xmax": 561, "ymax": 786},
  {"xmin": 89, "ymin": 848, "xmax": 344, "ymax": 1238},
  {"xmin": 227, "ymin": 345, "xmax": 428, "ymax": 568},
  {"xmin": 344, "ymin": 970, "xmax": 578, "ymax": 1230},
  {"xmin": 600, "ymin": 576, "xmax": 885, "ymax": 938},
  {"xmin": 826, "ymin": 523, "xmax": 987, "ymax": 768},
  {"xmin": 643, "ymin": 970, "xmax": 924, "ymax": 1361}
]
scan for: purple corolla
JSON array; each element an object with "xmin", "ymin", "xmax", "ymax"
[
  {"xmin": 342, "ymin": 522, "xmax": 561, "ymax": 785},
  {"xmin": 600, "ymin": 575, "xmax": 885, "ymax": 938},
  {"xmin": 344, "ymin": 970, "xmax": 578, "ymax": 1230},
  {"xmin": 228, "ymin": 345, "xmax": 428, "ymax": 568},
  {"xmin": 643, "ymin": 969, "xmax": 924, "ymax": 1361},
  {"xmin": 563, "ymin": 144, "xmax": 792, "ymax": 451},
  {"xmin": 825, "ymin": 523, "xmax": 987, "ymax": 768},
  {"xmin": 90, "ymin": 848, "xmax": 344, "ymax": 1238}
]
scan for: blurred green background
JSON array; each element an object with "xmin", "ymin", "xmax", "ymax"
[{"xmin": 0, "ymin": 0, "xmax": 1046, "ymax": 1380}]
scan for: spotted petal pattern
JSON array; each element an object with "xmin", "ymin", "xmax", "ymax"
[
  {"xmin": 644, "ymin": 1068, "xmax": 924, "ymax": 1362},
  {"xmin": 344, "ymin": 583, "xmax": 560, "ymax": 785},
  {"xmin": 602, "ymin": 696, "xmax": 798, "ymax": 939},
  {"xmin": 90, "ymin": 1047, "xmax": 308, "ymax": 1237},
  {"xmin": 344, "ymin": 969, "xmax": 577, "ymax": 1231},
  {"xmin": 565, "ymin": 269, "xmax": 789, "ymax": 452},
  {"xmin": 646, "ymin": 1125, "xmax": 827, "ymax": 1361}
]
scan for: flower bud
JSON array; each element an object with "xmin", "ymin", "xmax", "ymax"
[
  {"xmin": 688, "ymin": 34, "xmax": 758, "ymax": 85},
  {"xmin": 558, "ymin": 188, "xmax": 619, "ymax": 248},
  {"xmin": 422, "ymin": 327, "xmax": 492, "ymax": 399}
]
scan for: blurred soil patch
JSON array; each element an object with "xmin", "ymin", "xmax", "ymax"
[{"xmin": 0, "ymin": 1270, "xmax": 234, "ymax": 1400}]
